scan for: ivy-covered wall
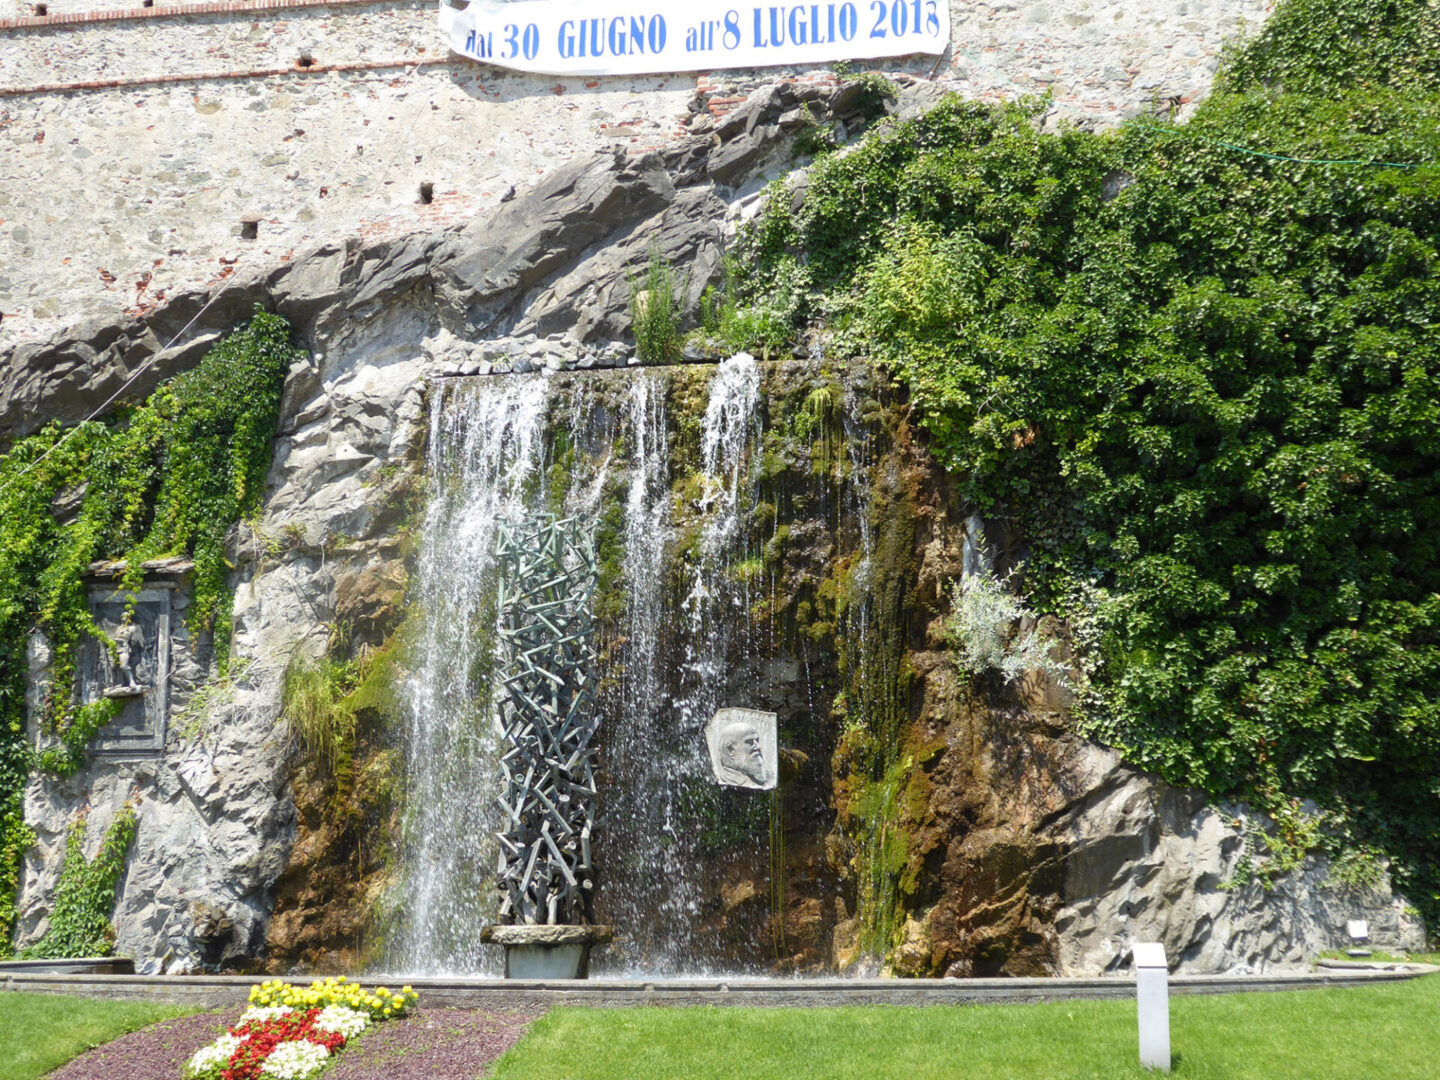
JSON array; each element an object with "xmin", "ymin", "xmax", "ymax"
[
  {"xmin": 0, "ymin": 309, "xmax": 301, "ymax": 953},
  {"xmin": 728, "ymin": 0, "xmax": 1440, "ymax": 926}
]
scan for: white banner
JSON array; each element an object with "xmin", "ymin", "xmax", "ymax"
[{"xmin": 439, "ymin": 0, "xmax": 950, "ymax": 76}]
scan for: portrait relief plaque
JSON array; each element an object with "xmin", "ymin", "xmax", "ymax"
[
  {"xmin": 77, "ymin": 587, "xmax": 172, "ymax": 754},
  {"xmin": 705, "ymin": 707, "xmax": 777, "ymax": 791}
]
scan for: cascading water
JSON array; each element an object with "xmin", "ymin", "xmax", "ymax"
[
  {"xmin": 390, "ymin": 354, "xmax": 878, "ymax": 976},
  {"xmin": 389, "ymin": 377, "xmax": 550, "ymax": 974},
  {"xmin": 595, "ymin": 355, "xmax": 766, "ymax": 973}
]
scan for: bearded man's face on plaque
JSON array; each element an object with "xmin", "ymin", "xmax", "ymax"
[{"xmin": 705, "ymin": 708, "xmax": 777, "ymax": 790}]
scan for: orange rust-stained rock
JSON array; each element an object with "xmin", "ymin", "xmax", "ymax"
[{"xmin": 263, "ymin": 736, "xmax": 400, "ymax": 975}]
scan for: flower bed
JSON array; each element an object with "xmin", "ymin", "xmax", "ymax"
[{"xmin": 182, "ymin": 979, "xmax": 419, "ymax": 1080}]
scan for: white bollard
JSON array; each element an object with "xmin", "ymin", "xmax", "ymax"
[{"xmin": 1134, "ymin": 942, "xmax": 1171, "ymax": 1072}]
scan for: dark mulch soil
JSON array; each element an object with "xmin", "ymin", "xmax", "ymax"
[
  {"xmin": 326, "ymin": 1007, "xmax": 542, "ymax": 1080},
  {"xmin": 46, "ymin": 1005, "xmax": 541, "ymax": 1080},
  {"xmin": 47, "ymin": 1011, "xmax": 235, "ymax": 1080}
]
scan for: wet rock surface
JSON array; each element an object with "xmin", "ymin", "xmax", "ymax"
[{"xmin": 5, "ymin": 70, "xmax": 1424, "ymax": 978}]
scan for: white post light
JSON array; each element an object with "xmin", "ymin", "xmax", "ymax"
[
  {"xmin": 1134, "ymin": 942, "xmax": 1171, "ymax": 1072},
  {"xmin": 1346, "ymin": 918, "xmax": 1372, "ymax": 958}
]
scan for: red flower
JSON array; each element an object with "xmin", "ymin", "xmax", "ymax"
[{"xmin": 217, "ymin": 1009, "xmax": 347, "ymax": 1080}]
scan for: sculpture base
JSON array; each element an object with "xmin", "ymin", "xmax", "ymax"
[{"xmin": 480, "ymin": 924, "xmax": 614, "ymax": 980}]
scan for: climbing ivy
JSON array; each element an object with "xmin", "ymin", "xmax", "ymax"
[
  {"xmin": 0, "ymin": 307, "xmax": 301, "ymax": 951},
  {"xmin": 1217, "ymin": 0, "xmax": 1440, "ymax": 96},
  {"xmin": 733, "ymin": 1, "xmax": 1440, "ymax": 925},
  {"xmin": 21, "ymin": 803, "xmax": 137, "ymax": 959}
]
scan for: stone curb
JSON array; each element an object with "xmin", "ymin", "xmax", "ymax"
[{"xmin": 4, "ymin": 967, "xmax": 1434, "ymax": 1009}]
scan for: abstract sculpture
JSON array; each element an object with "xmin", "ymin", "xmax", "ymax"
[{"xmin": 492, "ymin": 514, "xmax": 600, "ymax": 927}]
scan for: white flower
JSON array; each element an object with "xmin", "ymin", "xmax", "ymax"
[
  {"xmin": 184, "ymin": 1033, "xmax": 244, "ymax": 1077},
  {"xmin": 258, "ymin": 1040, "xmax": 331, "ymax": 1080},
  {"xmin": 238, "ymin": 1005, "xmax": 294, "ymax": 1025},
  {"xmin": 313, "ymin": 1005, "xmax": 370, "ymax": 1038}
]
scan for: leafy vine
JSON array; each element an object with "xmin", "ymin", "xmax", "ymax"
[
  {"xmin": 21, "ymin": 802, "xmax": 138, "ymax": 959},
  {"xmin": 731, "ymin": 0, "xmax": 1440, "ymax": 925},
  {"xmin": 0, "ymin": 306, "xmax": 302, "ymax": 951}
]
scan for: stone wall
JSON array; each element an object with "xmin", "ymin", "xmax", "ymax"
[{"xmin": 0, "ymin": 0, "xmax": 1270, "ymax": 350}]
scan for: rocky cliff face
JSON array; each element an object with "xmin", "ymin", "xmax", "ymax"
[{"xmin": 4, "ymin": 75, "xmax": 1424, "ymax": 976}]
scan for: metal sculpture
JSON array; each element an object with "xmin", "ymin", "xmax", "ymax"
[{"xmin": 492, "ymin": 514, "xmax": 600, "ymax": 926}]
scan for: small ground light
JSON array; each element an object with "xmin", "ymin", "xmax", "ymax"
[{"xmin": 1346, "ymin": 919, "xmax": 1372, "ymax": 958}]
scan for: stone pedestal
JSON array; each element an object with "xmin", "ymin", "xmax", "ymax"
[{"xmin": 480, "ymin": 924, "xmax": 613, "ymax": 980}]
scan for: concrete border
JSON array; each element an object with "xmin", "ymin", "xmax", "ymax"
[{"xmin": 4, "ymin": 967, "xmax": 1434, "ymax": 1009}]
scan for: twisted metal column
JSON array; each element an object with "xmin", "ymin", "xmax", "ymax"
[{"xmin": 492, "ymin": 514, "xmax": 599, "ymax": 926}]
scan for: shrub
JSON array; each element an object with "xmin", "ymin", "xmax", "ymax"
[
  {"xmin": 947, "ymin": 571, "xmax": 1071, "ymax": 687},
  {"xmin": 732, "ymin": 0, "xmax": 1440, "ymax": 924},
  {"xmin": 630, "ymin": 245, "xmax": 683, "ymax": 364}
]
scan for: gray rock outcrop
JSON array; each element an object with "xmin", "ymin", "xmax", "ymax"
[
  {"xmin": 3, "ymin": 73, "xmax": 1426, "ymax": 976},
  {"xmin": 1048, "ymin": 749, "xmax": 1427, "ymax": 974}
]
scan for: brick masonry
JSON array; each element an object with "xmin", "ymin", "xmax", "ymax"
[{"xmin": 0, "ymin": 0, "xmax": 1272, "ymax": 349}]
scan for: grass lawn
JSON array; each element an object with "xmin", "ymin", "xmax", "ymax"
[
  {"xmin": 0, "ymin": 991, "xmax": 199, "ymax": 1080},
  {"xmin": 1318, "ymin": 950, "xmax": 1440, "ymax": 965},
  {"xmin": 490, "ymin": 974, "xmax": 1440, "ymax": 1080}
]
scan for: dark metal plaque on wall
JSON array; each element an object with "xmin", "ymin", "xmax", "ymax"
[{"xmin": 77, "ymin": 587, "xmax": 172, "ymax": 754}]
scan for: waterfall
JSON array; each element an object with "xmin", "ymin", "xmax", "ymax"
[
  {"xmin": 594, "ymin": 356, "xmax": 764, "ymax": 974},
  {"xmin": 390, "ymin": 358, "xmax": 772, "ymax": 976},
  {"xmin": 390, "ymin": 377, "xmax": 550, "ymax": 975}
]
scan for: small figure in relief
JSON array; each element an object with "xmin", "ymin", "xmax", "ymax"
[{"xmin": 103, "ymin": 621, "xmax": 146, "ymax": 696}]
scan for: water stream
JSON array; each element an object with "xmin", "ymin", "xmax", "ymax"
[{"xmin": 390, "ymin": 356, "xmax": 852, "ymax": 976}]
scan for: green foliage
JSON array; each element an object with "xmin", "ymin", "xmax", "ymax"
[
  {"xmin": 694, "ymin": 257, "xmax": 793, "ymax": 358},
  {"xmin": 852, "ymin": 755, "xmax": 910, "ymax": 956},
  {"xmin": 630, "ymin": 245, "xmax": 684, "ymax": 364},
  {"xmin": 1223, "ymin": 801, "xmax": 1325, "ymax": 891},
  {"xmin": 281, "ymin": 654, "xmax": 360, "ymax": 773},
  {"xmin": 733, "ymin": 1, "xmax": 1440, "ymax": 924},
  {"xmin": 281, "ymin": 639, "xmax": 409, "ymax": 773},
  {"xmin": 1218, "ymin": 0, "xmax": 1440, "ymax": 96},
  {"xmin": 848, "ymin": 71, "xmax": 898, "ymax": 126},
  {"xmin": 36, "ymin": 698, "xmax": 121, "ymax": 777},
  {"xmin": 21, "ymin": 803, "xmax": 137, "ymax": 959},
  {"xmin": 795, "ymin": 385, "xmax": 841, "ymax": 474},
  {"xmin": 0, "ymin": 306, "xmax": 300, "ymax": 951},
  {"xmin": 947, "ymin": 571, "xmax": 1071, "ymax": 688}
]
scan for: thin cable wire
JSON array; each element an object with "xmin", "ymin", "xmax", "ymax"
[
  {"xmin": 0, "ymin": 271, "xmax": 236, "ymax": 501},
  {"xmin": 1136, "ymin": 118, "xmax": 1426, "ymax": 169}
]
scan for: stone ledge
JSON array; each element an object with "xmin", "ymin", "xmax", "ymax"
[
  {"xmin": 480, "ymin": 924, "xmax": 615, "ymax": 947},
  {"xmin": 0, "ymin": 55, "xmax": 454, "ymax": 98},
  {"xmin": 0, "ymin": 0, "xmax": 423, "ymax": 34},
  {"xmin": 3, "ymin": 968, "xmax": 1434, "ymax": 1009},
  {"xmin": 0, "ymin": 956, "xmax": 135, "ymax": 975}
]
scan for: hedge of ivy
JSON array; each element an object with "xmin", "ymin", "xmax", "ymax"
[
  {"xmin": 0, "ymin": 308, "xmax": 301, "ymax": 950},
  {"xmin": 733, "ymin": 0, "xmax": 1440, "ymax": 920},
  {"xmin": 20, "ymin": 803, "xmax": 137, "ymax": 959}
]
